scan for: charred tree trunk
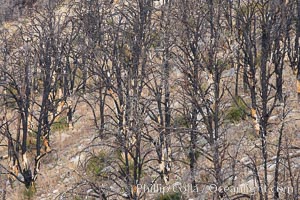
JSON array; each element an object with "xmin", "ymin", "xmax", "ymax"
[{"xmin": 296, "ymin": 0, "xmax": 300, "ymax": 103}]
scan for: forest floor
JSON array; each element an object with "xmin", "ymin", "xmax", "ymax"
[
  {"xmin": 4, "ymin": 102, "xmax": 96, "ymax": 200},
  {"xmin": 1, "ymin": 68, "xmax": 300, "ymax": 200}
]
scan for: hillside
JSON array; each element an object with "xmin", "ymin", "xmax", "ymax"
[{"xmin": 0, "ymin": 0, "xmax": 299, "ymax": 200}]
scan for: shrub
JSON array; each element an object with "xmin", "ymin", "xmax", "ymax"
[
  {"xmin": 172, "ymin": 115, "xmax": 189, "ymax": 128},
  {"xmin": 3, "ymin": 85, "xmax": 18, "ymax": 109},
  {"xmin": 156, "ymin": 192, "xmax": 182, "ymax": 200},
  {"xmin": 86, "ymin": 151, "xmax": 107, "ymax": 176},
  {"xmin": 225, "ymin": 96, "xmax": 248, "ymax": 123},
  {"xmin": 51, "ymin": 116, "xmax": 69, "ymax": 132},
  {"xmin": 73, "ymin": 196, "xmax": 82, "ymax": 200},
  {"xmin": 23, "ymin": 185, "xmax": 36, "ymax": 200}
]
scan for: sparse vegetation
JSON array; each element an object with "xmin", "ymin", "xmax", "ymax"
[
  {"xmin": 225, "ymin": 96, "xmax": 248, "ymax": 123},
  {"xmin": 52, "ymin": 116, "xmax": 69, "ymax": 132},
  {"xmin": 22, "ymin": 185, "xmax": 36, "ymax": 200},
  {"xmin": 86, "ymin": 151, "xmax": 107, "ymax": 176},
  {"xmin": 0, "ymin": 0, "xmax": 299, "ymax": 200},
  {"xmin": 156, "ymin": 192, "xmax": 182, "ymax": 200},
  {"xmin": 172, "ymin": 114, "xmax": 189, "ymax": 128}
]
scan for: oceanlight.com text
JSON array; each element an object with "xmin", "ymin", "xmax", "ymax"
[{"xmin": 136, "ymin": 183, "xmax": 294, "ymax": 196}]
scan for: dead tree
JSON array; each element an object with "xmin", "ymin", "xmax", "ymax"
[
  {"xmin": 71, "ymin": 0, "xmax": 156, "ymax": 199},
  {"xmin": 237, "ymin": 1, "xmax": 293, "ymax": 199},
  {"xmin": 174, "ymin": 0, "xmax": 235, "ymax": 199},
  {"xmin": 143, "ymin": 0, "xmax": 173, "ymax": 184},
  {"xmin": 0, "ymin": 1, "xmax": 74, "ymax": 188}
]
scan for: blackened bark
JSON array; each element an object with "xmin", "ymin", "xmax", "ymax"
[{"xmin": 296, "ymin": 0, "xmax": 300, "ymax": 102}]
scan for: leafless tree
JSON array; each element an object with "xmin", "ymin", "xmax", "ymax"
[{"xmin": 0, "ymin": 0, "xmax": 77, "ymax": 188}]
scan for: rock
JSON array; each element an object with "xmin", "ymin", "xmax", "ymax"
[
  {"xmin": 5, "ymin": 180, "xmax": 10, "ymax": 187},
  {"xmin": 53, "ymin": 189, "xmax": 59, "ymax": 194},
  {"xmin": 70, "ymin": 155, "xmax": 80, "ymax": 165},
  {"xmin": 267, "ymin": 163, "xmax": 276, "ymax": 172},
  {"xmin": 269, "ymin": 115, "xmax": 279, "ymax": 122},
  {"xmin": 63, "ymin": 177, "xmax": 73, "ymax": 184},
  {"xmin": 122, "ymin": 192, "xmax": 130, "ymax": 198},
  {"xmin": 17, "ymin": 173, "xmax": 24, "ymax": 182},
  {"xmin": 240, "ymin": 157, "xmax": 251, "ymax": 165},
  {"xmin": 86, "ymin": 189, "xmax": 93, "ymax": 194},
  {"xmin": 77, "ymin": 144, "xmax": 85, "ymax": 150},
  {"xmin": 101, "ymin": 166, "xmax": 114, "ymax": 173},
  {"xmin": 222, "ymin": 68, "xmax": 235, "ymax": 78}
]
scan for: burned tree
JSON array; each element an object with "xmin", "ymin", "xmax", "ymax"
[{"xmin": 0, "ymin": 1, "xmax": 76, "ymax": 188}]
